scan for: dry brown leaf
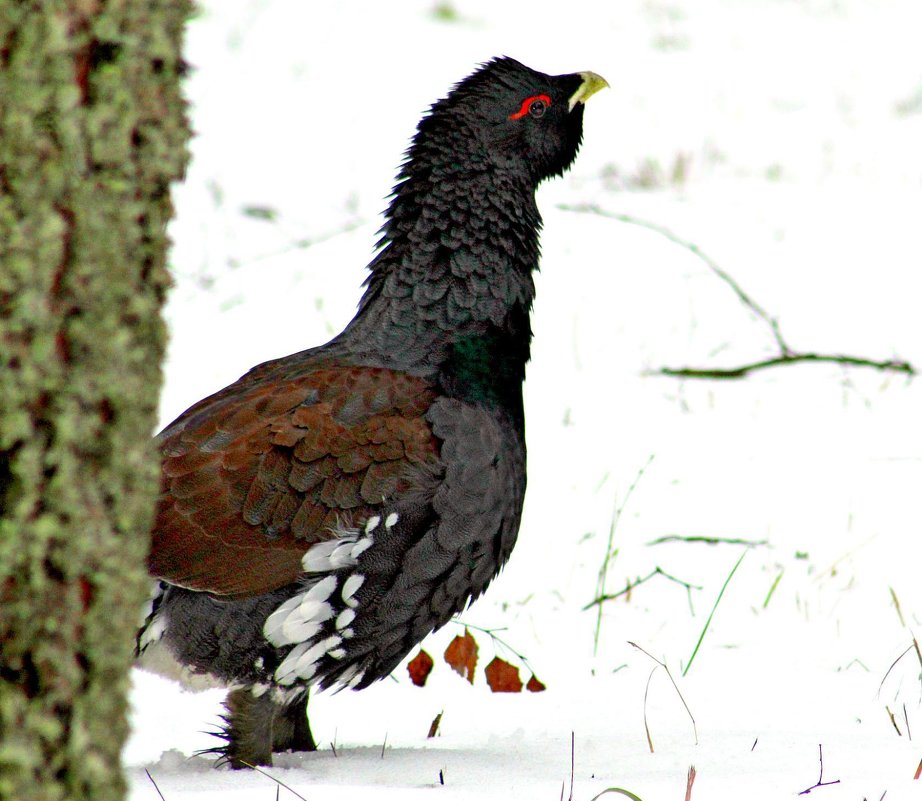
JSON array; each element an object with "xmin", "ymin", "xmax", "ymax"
[
  {"xmin": 427, "ymin": 711, "xmax": 442, "ymax": 739},
  {"xmin": 444, "ymin": 630, "xmax": 478, "ymax": 683},
  {"xmin": 407, "ymin": 649, "xmax": 434, "ymax": 687},
  {"xmin": 485, "ymin": 656, "xmax": 523, "ymax": 693},
  {"xmin": 525, "ymin": 674, "xmax": 546, "ymax": 692}
]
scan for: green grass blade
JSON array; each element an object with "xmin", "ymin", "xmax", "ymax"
[{"xmin": 683, "ymin": 549, "xmax": 747, "ymax": 677}]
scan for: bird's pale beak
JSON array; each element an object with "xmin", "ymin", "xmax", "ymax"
[{"xmin": 568, "ymin": 72, "xmax": 609, "ymax": 111}]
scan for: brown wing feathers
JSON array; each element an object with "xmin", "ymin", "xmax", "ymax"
[{"xmin": 149, "ymin": 367, "xmax": 440, "ymax": 597}]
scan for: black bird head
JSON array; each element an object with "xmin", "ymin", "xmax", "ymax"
[
  {"xmin": 420, "ymin": 56, "xmax": 608, "ymax": 184},
  {"xmin": 406, "ymin": 56, "xmax": 608, "ymax": 187}
]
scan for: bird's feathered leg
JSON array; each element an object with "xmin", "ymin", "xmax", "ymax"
[
  {"xmin": 201, "ymin": 688, "xmax": 314, "ymax": 768},
  {"xmin": 272, "ymin": 692, "xmax": 317, "ymax": 754}
]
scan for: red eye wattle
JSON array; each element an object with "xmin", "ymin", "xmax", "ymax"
[{"xmin": 510, "ymin": 94, "xmax": 552, "ymax": 120}]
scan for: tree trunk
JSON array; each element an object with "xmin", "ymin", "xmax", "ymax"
[{"xmin": 0, "ymin": 3, "xmax": 191, "ymax": 799}]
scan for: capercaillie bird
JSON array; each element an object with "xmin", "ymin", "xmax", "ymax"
[{"xmin": 136, "ymin": 56, "xmax": 606, "ymax": 768}]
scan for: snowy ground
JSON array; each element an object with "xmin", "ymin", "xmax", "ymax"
[{"xmin": 127, "ymin": 1, "xmax": 922, "ymax": 798}]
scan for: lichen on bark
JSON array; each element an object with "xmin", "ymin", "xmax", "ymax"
[{"xmin": 0, "ymin": 3, "xmax": 192, "ymax": 799}]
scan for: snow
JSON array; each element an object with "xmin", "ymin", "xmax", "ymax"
[{"xmin": 128, "ymin": 1, "xmax": 922, "ymax": 798}]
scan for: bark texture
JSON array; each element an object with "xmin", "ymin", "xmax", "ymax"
[{"xmin": 0, "ymin": 3, "xmax": 191, "ymax": 799}]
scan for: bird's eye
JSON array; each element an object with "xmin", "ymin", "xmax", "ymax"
[{"xmin": 509, "ymin": 93, "xmax": 552, "ymax": 121}]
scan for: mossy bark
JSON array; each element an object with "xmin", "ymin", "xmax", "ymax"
[{"xmin": 0, "ymin": 3, "xmax": 191, "ymax": 799}]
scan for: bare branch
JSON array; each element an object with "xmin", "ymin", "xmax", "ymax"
[
  {"xmin": 653, "ymin": 352, "xmax": 915, "ymax": 380},
  {"xmin": 797, "ymin": 744, "xmax": 840, "ymax": 794},
  {"xmin": 584, "ymin": 566, "xmax": 701, "ymax": 610},
  {"xmin": 647, "ymin": 535, "xmax": 768, "ymax": 547},
  {"xmin": 558, "ymin": 203, "xmax": 916, "ymax": 381},
  {"xmin": 559, "ymin": 202, "xmax": 788, "ymax": 350}
]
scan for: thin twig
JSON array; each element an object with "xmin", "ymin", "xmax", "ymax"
[
  {"xmin": 558, "ymin": 203, "xmax": 916, "ymax": 381},
  {"xmin": 567, "ymin": 732, "xmax": 576, "ymax": 801},
  {"xmin": 683, "ymin": 549, "xmax": 747, "ymax": 677},
  {"xmin": 878, "ymin": 643, "xmax": 915, "ymax": 698},
  {"xmin": 585, "ymin": 567, "xmax": 701, "ymax": 609},
  {"xmin": 452, "ymin": 620, "xmax": 536, "ymax": 675},
  {"xmin": 654, "ymin": 352, "xmax": 914, "ymax": 380},
  {"xmin": 144, "ymin": 770, "xmax": 166, "ymax": 801},
  {"xmin": 647, "ymin": 535, "xmax": 768, "ymax": 547},
  {"xmin": 887, "ymin": 706, "xmax": 902, "ymax": 736},
  {"xmin": 239, "ymin": 762, "xmax": 309, "ymax": 801},
  {"xmin": 797, "ymin": 744, "xmax": 840, "ymax": 794},
  {"xmin": 629, "ymin": 642, "xmax": 698, "ymax": 746},
  {"xmin": 559, "ymin": 203, "xmax": 786, "ymax": 348}
]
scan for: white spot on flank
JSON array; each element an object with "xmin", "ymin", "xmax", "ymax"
[
  {"xmin": 336, "ymin": 664, "xmax": 359, "ymax": 686},
  {"xmin": 364, "ymin": 515, "xmax": 381, "ymax": 534},
  {"xmin": 293, "ymin": 636, "xmax": 343, "ymax": 679},
  {"xmin": 350, "ymin": 537, "xmax": 373, "ymax": 559},
  {"xmin": 254, "ymin": 656, "xmax": 265, "ymax": 670},
  {"xmin": 341, "ymin": 627, "xmax": 354, "ymax": 639},
  {"xmin": 301, "ymin": 540, "xmax": 340, "ymax": 572},
  {"xmin": 304, "ymin": 575, "xmax": 339, "ymax": 603},
  {"xmin": 275, "ymin": 641, "xmax": 310, "ymax": 685},
  {"xmin": 385, "ymin": 512, "xmax": 399, "ymax": 529},
  {"xmin": 328, "ymin": 647, "xmax": 347, "ymax": 660},
  {"xmin": 263, "ymin": 594, "xmax": 304, "ymax": 646},
  {"xmin": 251, "ymin": 682, "xmax": 270, "ymax": 698},
  {"xmin": 297, "ymin": 599, "xmax": 335, "ymax": 623},
  {"xmin": 279, "ymin": 600, "xmax": 332, "ymax": 645},
  {"xmin": 138, "ymin": 614, "xmax": 167, "ymax": 652},
  {"xmin": 329, "ymin": 541, "xmax": 356, "ymax": 569},
  {"xmin": 295, "ymin": 661, "xmax": 318, "ymax": 680},
  {"xmin": 348, "ymin": 669, "xmax": 366, "ymax": 689},
  {"xmin": 137, "ymin": 581, "xmax": 165, "ymax": 627},
  {"xmin": 302, "ymin": 533, "xmax": 371, "ymax": 573},
  {"xmin": 263, "ymin": 576, "xmax": 339, "ymax": 647},
  {"xmin": 341, "ymin": 574, "xmax": 364, "ymax": 608},
  {"xmin": 335, "ymin": 608, "xmax": 356, "ymax": 630}
]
